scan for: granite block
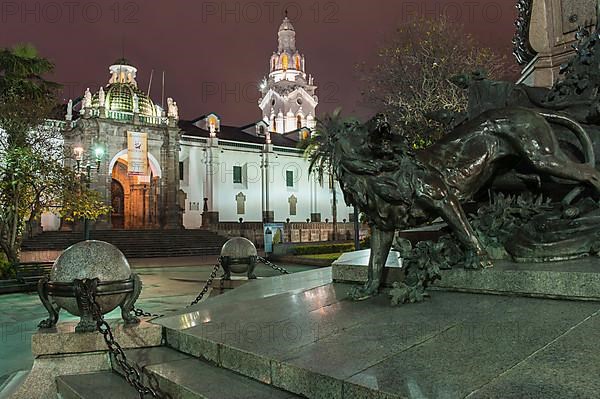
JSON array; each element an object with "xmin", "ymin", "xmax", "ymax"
[{"xmin": 33, "ymin": 319, "xmax": 162, "ymax": 356}]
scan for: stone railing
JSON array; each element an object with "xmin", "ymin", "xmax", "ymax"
[
  {"xmin": 106, "ymin": 110, "xmax": 134, "ymax": 122},
  {"xmin": 206, "ymin": 221, "xmax": 365, "ymax": 248}
]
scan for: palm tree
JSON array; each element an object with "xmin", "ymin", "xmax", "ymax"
[{"xmin": 304, "ymin": 109, "xmax": 359, "ymax": 241}]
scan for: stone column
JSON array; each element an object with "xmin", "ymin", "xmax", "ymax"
[
  {"xmin": 160, "ymin": 127, "xmax": 183, "ymax": 229},
  {"xmin": 518, "ymin": 0, "xmax": 597, "ymax": 87},
  {"xmin": 310, "ymin": 173, "xmax": 320, "ymax": 222},
  {"xmin": 203, "ymin": 136, "xmax": 219, "ymax": 225},
  {"xmin": 261, "ymin": 143, "xmax": 274, "ymax": 223}
]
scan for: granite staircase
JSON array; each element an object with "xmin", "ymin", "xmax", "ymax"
[
  {"xmin": 55, "ymin": 347, "xmax": 300, "ymax": 398},
  {"xmin": 21, "ymin": 229, "xmax": 228, "ymax": 258}
]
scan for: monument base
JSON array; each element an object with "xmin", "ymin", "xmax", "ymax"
[
  {"xmin": 435, "ymin": 256, "xmax": 600, "ymax": 301},
  {"xmin": 151, "ymin": 267, "xmax": 600, "ymax": 399},
  {"xmin": 332, "ymin": 251, "xmax": 600, "ymax": 302},
  {"xmin": 331, "ymin": 249, "xmax": 403, "ymax": 285}
]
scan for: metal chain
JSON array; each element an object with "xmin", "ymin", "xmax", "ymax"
[
  {"xmin": 69, "ymin": 259, "xmax": 286, "ymax": 397},
  {"xmin": 188, "ymin": 262, "xmax": 221, "ymax": 307},
  {"xmin": 133, "ymin": 307, "xmax": 162, "ymax": 318},
  {"xmin": 77, "ymin": 279, "xmax": 171, "ymax": 399},
  {"xmin": 257, "ymin": 256, "xmax": 290, "ymax": 274}
]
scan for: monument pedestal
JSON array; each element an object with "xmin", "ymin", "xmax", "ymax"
[
  {"xmin": 153, "ymin": 268, "xmax": 600, "ymax": 399},
  {"xmin": 331, "ymin": 249, "xmax": 403, "ymax": 285},
  {"xmin": 435, "ymin": 257, "xmax": 600, "ymax": 301},
  {"xmin": 332, "ymin": 250, "xmax": 600, "ymax": 302},
  {"xmin": 518, "ymin": 0, "xmax": 598, "ymax": 87}
]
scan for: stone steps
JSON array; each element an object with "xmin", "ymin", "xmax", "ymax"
[
  {"xmin": 22, "ymin": 229, "xmax": 228, "ymax": 258},
  {"xmin": 56, "ymin": 372, "xmax": 138, "ymax": 399},
  {"xmin": 56, "ymin": 347, "xmax": 300, "ymax": 398}
]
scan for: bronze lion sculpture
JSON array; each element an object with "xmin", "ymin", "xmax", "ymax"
[{"xmin": 332, "ymin": 107, "xmax": 600, "ymax": 300}]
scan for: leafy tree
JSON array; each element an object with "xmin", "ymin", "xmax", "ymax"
[
  {"xmin": 358, "ymin": 16, "xmax": 516, "ymax": 147},
  {"xmin": 304, "ymin": 109, "xmax": 360, "ymax": 240},
  {"xmin": 0, "ymin": 44, "xmax": 109, "ymax": 265}
]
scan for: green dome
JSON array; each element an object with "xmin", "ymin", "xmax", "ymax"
[{"xmin": 92, "ymin": 83, "xmax": 157, "ymax": 117}]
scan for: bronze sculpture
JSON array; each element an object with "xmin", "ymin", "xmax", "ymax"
[
  {"xmin": 336, "ymin": 108, "xmax": 600, "ymax": 300},
  {"xmin": 334, "ymin": 3, "xmax": 600, "ymax": 301}
]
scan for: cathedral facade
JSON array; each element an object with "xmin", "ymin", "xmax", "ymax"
[{"xmin": 42, "ymin": 16, "xmax": 351, "ymax": 231}]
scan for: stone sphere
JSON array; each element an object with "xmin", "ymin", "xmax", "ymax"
[
  {"xmin": 50, "ymin": 240, "xmax": 132, "ymax": 316},
  {"xmin": 220, "ymin": 237, "xmax": 258, "ymax": 273}
]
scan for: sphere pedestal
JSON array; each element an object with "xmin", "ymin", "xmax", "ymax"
[
  {"xmin": 37, "ymin": 240, "xmax": 142, "ymax": 332},
  {"xmin": 219, "ymin": 237, "xmax": 258, "ymax": 280}
]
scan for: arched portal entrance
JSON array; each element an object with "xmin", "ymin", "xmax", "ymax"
[
  {"xmin": 110, "ymin": 153, "xmax": 161, "ymax": 229},
  {"xmin": 111, "ymin": 179, "xmax": 125, "ymax": 229}
]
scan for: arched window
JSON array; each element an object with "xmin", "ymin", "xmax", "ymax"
[
  {"xmin": 296, "ymin": 115, "xmax": 302, "ymax": 129},
  {"xmin": 208, "ymin": 116, "xmax": 217, "ymax": 132},
  {"xmin": 272, "ymin": 58, "xmax": 276, "ymax": 71},
  {"xmin": 271, "ymin": 117, "xmax": 276, "ymax": 132},
  {"xmin": 259, "ymin": 125, "xmax": 265, "ymax": 135},
  {"xmin": 295, "ymin": 56, "xmax": 301, "ymax": 70},
  {"xmin": 281, "ymin": 54, "xmax": 289, "ymax": 70}
]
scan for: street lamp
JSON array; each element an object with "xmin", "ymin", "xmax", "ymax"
[
  {"xmin": 74, "ymin": 144, "xmax": 104, "ymax": 240},
  {"xmin": 353, "ymin": 206, "xmax": 360, "ymax": 250}
]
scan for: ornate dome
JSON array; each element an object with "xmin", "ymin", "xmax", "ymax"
[
  {"xmin": 279, "ymin": 16, "xmax": 294, "ymax": 32},
  {"xmin": 89, "ymin": 59, "xmax": 158, "ymax": 117},
  {"xmin": 92, "ymin": 83, "xmax": 157, "ymax": 117}
]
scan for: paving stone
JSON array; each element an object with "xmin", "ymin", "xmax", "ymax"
[
  {"xmin": 279, "ymin": 292, "xmax": 508, "ymax": 381},
  {"xmin": 10, "ymin": 352, "xmax": 110, "ymax": 399},
  {"xmin": 346, "ymin": 297, "xmax": 600, "ymax": 398},
  {"xmin": 112, "ymin": 346, "xmax": 191, "ymax": 378},
  {"xmin": 467, "ymin": 309, "xmax": 600, "ymax": 399}
]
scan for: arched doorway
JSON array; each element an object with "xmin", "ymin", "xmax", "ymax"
[
  {"xmin": 111, "ymin": 157, "xmax": 160, "ymax": 229},
  {"xmin": 111, "ymin": 179, "xmax": 125, "ymax": 229}
]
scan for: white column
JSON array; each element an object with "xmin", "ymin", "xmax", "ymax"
[
  {"xmin": 205, "ymin": 137, "xmax": 219, "ymax": 212},
  {"xmin": 261, "ymin": 142, "xmax": 274, "ymax": 221}
]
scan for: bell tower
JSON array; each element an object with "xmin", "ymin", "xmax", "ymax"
[{"xmin": 258, "ymin": 14, "xmax": 318, "ymax": 134}]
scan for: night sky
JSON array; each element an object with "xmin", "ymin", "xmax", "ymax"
[{"xmin": 0, "ymin": 0, "xmax": 518, "ymax": 124}]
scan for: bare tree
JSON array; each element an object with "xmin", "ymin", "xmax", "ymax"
[{"xmin": 358, "ymin": 16, "xmax": 518, "ymax": 147}]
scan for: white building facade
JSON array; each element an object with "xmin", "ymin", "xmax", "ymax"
[{"xmin": 41, "ymin": 16, "xmax": 352, "ymax": 231}]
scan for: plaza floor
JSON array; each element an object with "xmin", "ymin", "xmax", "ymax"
[{"xmin": 0, "ymin": 257, "xmax": 313, "ymax": 381}]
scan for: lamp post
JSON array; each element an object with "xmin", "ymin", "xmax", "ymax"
[
  {"xmin": 353, "ymin": 206, "xmax": 360, "ymax": 250},
  {"xmin": 74, "ymin": 145, "xmax": 104, "ymax": 240}
]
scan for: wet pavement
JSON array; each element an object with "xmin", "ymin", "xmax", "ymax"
[{"xmin": 0, "ymin": 258, "xmax": 313, "ymax": 380}]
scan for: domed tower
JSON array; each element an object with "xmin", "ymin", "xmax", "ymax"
[
  {"xmin": 87, "ymin": 58, "xmax": 162, "ymax": 120},
  {"xmin": 259, "ymin": 15, "xmax": 317, "ymax": 135}
]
